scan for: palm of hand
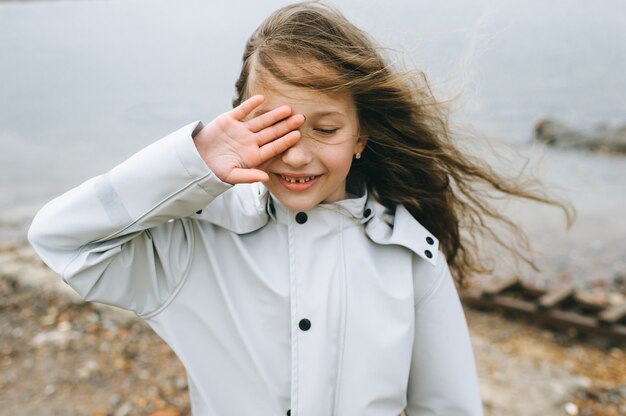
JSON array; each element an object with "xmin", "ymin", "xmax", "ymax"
[{"xmin": 194, "ymin": 95, "xmax": 305, "ymax": 184}]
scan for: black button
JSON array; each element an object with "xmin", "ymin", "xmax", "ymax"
[
  {"xmin": 363, "ymin": 208, "xmax": 372, "ymax": 217},
  {"xmin": 195, "ymin": 209, "xmax": 203, "ymax": 215},
  {"xmin": 424, "ymin": 250, "xmax": 433, "ymax": 259},
  {"xmin": 287, "ymin": 410, "xmax": 291, "ymax": 416},
  {"xmin": 299, "ymin": 319, "xmax": 311, "ymax": 331},
  {"xmin": 426, "ymin": 236, "xmax": 434, "ymax": 245},
  {"xmin": 295, "ymin": 212, "xmax": 308, "ymax": 224}
]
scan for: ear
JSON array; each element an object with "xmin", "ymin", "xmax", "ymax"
[{"xmin": 355, "ymin": 133, "xmax": 368, "ymax": 154}]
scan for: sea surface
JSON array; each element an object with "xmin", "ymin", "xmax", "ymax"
[{"xmin": 1, "ymin": 0, "xmax": 625, "ymax": 287}]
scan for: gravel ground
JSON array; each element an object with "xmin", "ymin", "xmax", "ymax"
[{"xmin": 1, "ymin": 242, "xmax": 624, "ymax": 416}]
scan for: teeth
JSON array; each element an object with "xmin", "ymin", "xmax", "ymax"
[{"xmin": 281, "ymin": 175, "xmax": 316, "ymax": 184}]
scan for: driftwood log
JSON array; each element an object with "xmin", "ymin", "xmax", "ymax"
[{"xmin": 461, "ymin": 277, "xmax": 626, "ymax": 346}]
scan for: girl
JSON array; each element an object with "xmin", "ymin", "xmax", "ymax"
[{"xmin": 28, "ymin": 2, "xmax": 569, "ymax": 415}]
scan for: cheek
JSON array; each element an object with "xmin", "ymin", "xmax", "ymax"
[{"xmin": 324, "ymin": 149, "xmax": 355, "ymax": 176}]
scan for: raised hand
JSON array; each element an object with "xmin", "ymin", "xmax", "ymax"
[{"xmin": 193, "ymin": 95, "xmax": 304, "ymax": 184}]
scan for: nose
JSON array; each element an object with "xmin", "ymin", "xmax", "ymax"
[{"xmin": 280, "ymin": 134, "xmax": 314, "ymax": 167}]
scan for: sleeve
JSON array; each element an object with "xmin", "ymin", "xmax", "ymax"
[
  {"xmin": 27, "ymin": 121, "xmax": 233, "ymax": 316},
  {"xmin": 405, "ymin": 255, "xmax": 484, "ymax": 416}
]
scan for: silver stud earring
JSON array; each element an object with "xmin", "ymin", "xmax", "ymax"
[{"xmin": 355, "ymin": 152, "xmax": 362, "ymax": 159}]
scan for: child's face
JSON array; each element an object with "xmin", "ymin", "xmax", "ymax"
[{"xmin": 249, "ymin": 72, "xmax": 366, "ymax": 212}]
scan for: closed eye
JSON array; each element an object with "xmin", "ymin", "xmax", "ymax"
[{"xmin": 315, "ymin": 128, "xmax": 338, "ymax": 134}]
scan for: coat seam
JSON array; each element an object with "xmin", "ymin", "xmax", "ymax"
[
  {"xmin": 288, "ymin": 214, "xmax": 299, "ymax": 415},
  {"xmin": 137, "ymin": 257, "xmax": 192, "ymax": 318},
  {"xmin": 332, "ymin": 215, "xmax": 348, "ymax": 415},
  {"xmin": 96, "ymin": 173, "xmax": 213, "ymax": 243},
  {"xmin": 413, "ymin": 255, "xmax": 446, "ymax": 309},
  {"xmin": 138, "ymin": 222, "xmax": 196, "ymax": 319}
]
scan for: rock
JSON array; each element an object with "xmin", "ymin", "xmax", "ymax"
[
  {"xmin": 564, "ymin": 402, "xmax": 579, "ymax": 415},
  {"xmin": 30, "ymin": 326, "xmax": 81, "ymax": 348},
  {"xmin": 175, "ymin": 376, "xmax": 188, "ymax": 390},
  {"xmin": 78, "ymin": 359, "xmax": 100, "ymax": 380},
  {"xmin": 534, "ymin": 118, "xmax": 626, "ymax": 154},
  {"xmin": 114, "ymin": 402, "xmax": 134, "ymax": 416},
  {"xmin": 607, "ymin": 125, "xmax": 626, "ymax": 145},
  {"xmin": 535, "ymin": 119, "xmax": 592, "ymax": 149},
  {"xmin": 44, "ymin": 384, "xmax": 56, "ymax": 396},
  {"xmin": 108, "ymin": 394, "xmax": 123, "ymax": 408}
]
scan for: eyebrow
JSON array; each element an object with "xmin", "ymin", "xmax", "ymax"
[{"xmin": 311, "ymin": 111, "xmax": 345, "ymax": 118}]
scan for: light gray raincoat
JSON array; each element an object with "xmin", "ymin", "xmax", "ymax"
[{"xmin": 28, "ymin": 121, "xmax": 483, "ymax": 415}]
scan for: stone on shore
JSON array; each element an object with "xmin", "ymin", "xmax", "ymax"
[{"xmin": 534, "ymin": 118, "xmax": 626, "ymax": 154}]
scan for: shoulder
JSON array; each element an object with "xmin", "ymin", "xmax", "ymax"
[{"xmin": 363, "ymin": 199, "xmax": 450, "ymax": 305}]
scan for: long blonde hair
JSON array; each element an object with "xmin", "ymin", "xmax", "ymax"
[{"xmin": 233, "ymin": 1, "xmax": 574, "ymax": 285}]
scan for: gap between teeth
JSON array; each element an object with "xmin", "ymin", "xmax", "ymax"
[{"xmin": 281, "ymin": 175, "xmax": 316, "ymax": 183}]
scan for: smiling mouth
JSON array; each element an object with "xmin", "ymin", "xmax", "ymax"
[{"xmin": 279, "ymin": 174, "xmax": 319, "ymax": 183}]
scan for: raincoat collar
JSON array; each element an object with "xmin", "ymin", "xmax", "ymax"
[
  {"xmin": 266, "ymin": 188, "xmax": 370, "ymax": 226},
  {"xmin": 200, "ymin": 183, "xmax": 439, "ymax": 266}
]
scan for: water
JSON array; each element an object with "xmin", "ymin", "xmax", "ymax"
[{"xmin": 1, "ymin": 0, "xmax": 625, "ymax": 286}]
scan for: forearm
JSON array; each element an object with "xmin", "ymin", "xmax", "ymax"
[{"xmin": 28, "ymin": 121, "xmax": 231, "ymax": 277}]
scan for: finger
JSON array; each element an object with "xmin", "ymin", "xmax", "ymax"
[
  {"xmin": 230, "ymin": 95, "xmax": 265, "ymax": 121},
  {"xmin": 245, "ymin": 105, "xmax": 292, "ymax": 133},
  {"xmin": 258, "ymin": 130, "xmax": 301, "ymax": 162},
  {"xmin": 256, "ymin": 114, "xmax": 306, "ymax": 145},
  {"xmin": 226, "ymin": 168, "xmax": 269, "ymax": 184}
]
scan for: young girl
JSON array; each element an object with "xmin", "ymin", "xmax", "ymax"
[{"xmin": 28, "ymin": 2, "xmax": 568, "ymax": 415}]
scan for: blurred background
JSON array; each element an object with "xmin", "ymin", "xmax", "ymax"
[{"xmin": 0, "ymin": 0, "xmax": 625, "ymax": 415}]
